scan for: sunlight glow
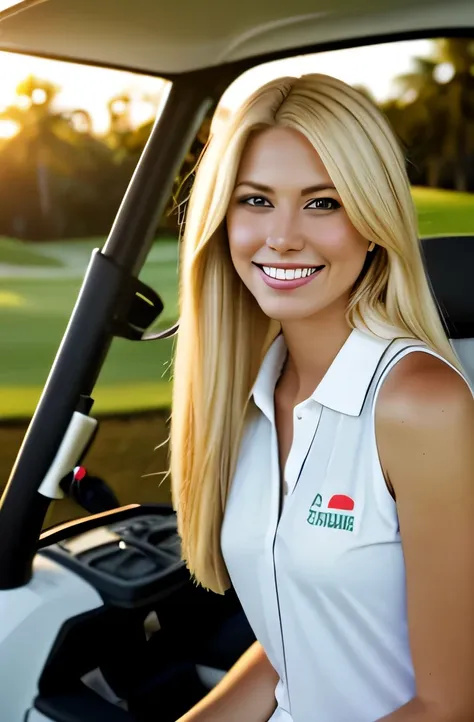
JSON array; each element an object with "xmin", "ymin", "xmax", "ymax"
[
  {"xmin": 0, "ymin": 291, "xmax": 25, "ymax": 307},
  {"xmin": 0, "ymin": 50, "xmax": 167, "ymax": 133},
  {"xmin": 16, "ymin": 95, "xmax": 31, "ymax": 109},
  {"xmin": 110, "ymin": 98, "xmax": 127, "ymax": 115},
  {"xmin": 0, "ymin": 39, "xmax": 433, "ymax": 134},
  {"xmin": 219, "ymin": 40, "xmax": 433, "ymax": 111},
  {"xmin": 434, "ymin": 62, "xmax": 455, "ymax": 84},
  {"xmin": 0, "ymin": 1, "xmax": 29, "ymax": 10},
  {"xmin": 0, "ymin": 119, "xmax": 19, "ymax": 138},
  {"xmin": 130, "ymin": 100, "xmax": 156, "ymax": 128},
  {"xmin": 31, "ymin": 87, "xmax": 47, "ymax": 104}
]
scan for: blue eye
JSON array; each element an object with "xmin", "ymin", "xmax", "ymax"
[
  {"xmin": 239, "ymin": 195, "xmax": 273, "ymax": 208},
  {"xmin": 305, "ymin": 198, "xmax": 341, "ymax": 210}
]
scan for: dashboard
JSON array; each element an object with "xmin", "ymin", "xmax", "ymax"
[{"xmin": 40, "ymin": 505, "xmax": 188, "ymax": 609}]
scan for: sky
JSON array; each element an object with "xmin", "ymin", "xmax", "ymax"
[{"xmin": 0, "ymin": 38, "xmax": 435, "ymax": 136}]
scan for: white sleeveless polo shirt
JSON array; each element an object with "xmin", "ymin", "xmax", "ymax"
[{"xmin": 221, "ymin": 328, "xmax": 465, "ymax": 722}]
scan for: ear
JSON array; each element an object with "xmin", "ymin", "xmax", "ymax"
[{"xmin": 367, "ymin": 241, "xmax": 375, "ymax": 252}]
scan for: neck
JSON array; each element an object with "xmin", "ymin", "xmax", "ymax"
[{"xmin": 280, "ymin": 300, "xmax": 352, "ymax": 388}]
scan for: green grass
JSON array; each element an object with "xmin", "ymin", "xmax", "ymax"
[
  {"xmin": 0, "ymin": 237, "xmax": 63, "ymax": 267},
  {"xmin": 0, "ymin": 382, "xmax": 173, "ymax": 419},
  {"xmin": 412, "ymin": 187, "xmax": 474, "ymax": 236},
  {"xmin": 0, "ymin": 186, "xmax": 473, "ymax": 419},
  {"xmin": 0, "ymin": 240, "xmax": 178, "ymax": 418}
]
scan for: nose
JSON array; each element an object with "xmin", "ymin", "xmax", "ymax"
[
  {"xmin": 265, "ymin": 209, "xmax": 304, "ymax": 253},
  {"xmin": 266, "ymin": 233, "xmax": 304, "ymax": 253}
]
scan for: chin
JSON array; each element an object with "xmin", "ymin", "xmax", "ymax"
[{"xmin": 257, "ymin": 299, "xmax": 323, "ymax": 322}]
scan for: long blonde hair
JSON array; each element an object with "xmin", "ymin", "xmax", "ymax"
[{"xmin": 170, "ymin": 73, "xmax": 460, "ymax": 594}]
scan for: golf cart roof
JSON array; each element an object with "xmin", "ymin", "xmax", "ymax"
[{"xmin": 0, "ymin": 0, "xmax": 473, "ymax": 77}]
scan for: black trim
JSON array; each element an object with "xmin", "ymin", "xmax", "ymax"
[
  {"xmin": 0, "ymin": 492, "xmax": 51, "ymax": 591},
  {"xmin": 0, "ymin": 251, "xmax": 125, "ymax": 589},
  {"xmin": 102, "ymin": 77, "xmax": 214, "ymax": 273},
  {"xmin": 35, "ymin": 685, "xmax": 136, "ymax": 722},
  {"xmin": 0, "ymin": 27, "xmax": 472, "ymax": 88},
  {"xmin": 285, "ymin": 409, "xmax": 322, "ymax": 505},
  {"xmin": 112, "ymin": 277, "xmax": 164, "ymax": 341},
  {"xmin": 270, "ymin": 405, "xmax": 323, "ymax": 716},
  {"xmin": 358, "ymin": 338, "xmax": 400, "ymax": 416},
  {"xmin": 38, "ymin": 606, "xmax": 107, "ymax": 698}
]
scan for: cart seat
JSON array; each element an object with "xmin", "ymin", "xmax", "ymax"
[{"xmin": 421, "ymin": 235, "xmax": 474, "ymax": 385}]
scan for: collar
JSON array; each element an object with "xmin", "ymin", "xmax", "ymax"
[
  {"xmin": 251, "ymin": 328, "xmax": 394, "ymax": 419},
  {"xmin": 251, "ymin": 334, "xmax": 287, "ymax": 421}
]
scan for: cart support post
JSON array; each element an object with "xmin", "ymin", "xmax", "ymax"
[{"xmin": 0, "ymin": 79, "xmax": 212, "ymax": 590}]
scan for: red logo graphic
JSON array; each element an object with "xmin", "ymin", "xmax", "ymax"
[{"xmin": 327, "ymin": 494, "xmax": 355, "ymax": 512}]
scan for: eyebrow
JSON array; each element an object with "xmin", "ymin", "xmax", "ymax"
[{"xmin": 234, "ymin": 181, "xmax": 337, "ymax": 195}]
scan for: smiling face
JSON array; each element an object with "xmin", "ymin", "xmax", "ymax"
[{"xmin": 226, "ymin": 126, "xmax": 371, "ymax": 323}]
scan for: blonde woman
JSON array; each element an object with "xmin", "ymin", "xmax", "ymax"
[{"xmin": 170, "ymin": 75, "xmax": 474, "ymax": 722}]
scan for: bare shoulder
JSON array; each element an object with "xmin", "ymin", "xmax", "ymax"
[
  {"xmin": 375, "ymin": 350, "xmax": 474, "ymax": 493},
  {"xmin": 377, "ymin": 350, "xmax": 473, "ymax": 429},
  {"xmin": 375, "ymin": 352, "xmax": 474, "ymax": 718}
]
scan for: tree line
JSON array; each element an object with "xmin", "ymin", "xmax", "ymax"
[{"xmin": 0, "ymin": 37, "xmax": 473, "ymax": 242}]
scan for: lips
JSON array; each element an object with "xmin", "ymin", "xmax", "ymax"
[
  {"xmin": 261, "ymin": 265, "xmax": 324, "ymax": 281},
  {"xmin": 254, "ymin": 263, "xmax": 325, "ymax": 291}
]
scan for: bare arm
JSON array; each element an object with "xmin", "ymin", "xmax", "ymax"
[
  {"xmin": 176, "ymin": 640, "xmax": 279, "ymax": 722},
  {"xmin": 375, "ymin": 353, "xmax": 474, "ymax": 722}
]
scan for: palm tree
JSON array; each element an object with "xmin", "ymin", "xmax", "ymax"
[
  {"xmin": 0, "ymin": 75, "xmax": 117, "ymax": 239},
  {"xmin": 383, "ymin": 39, "xmax": 474, "ymax": 192},
  {"xmin": 435, "ymin": 38, "xmax": 474, "ymax": 191},
  {"xmin": 390, "ymin": 56, "xmax": 446, "ymax": 188}
]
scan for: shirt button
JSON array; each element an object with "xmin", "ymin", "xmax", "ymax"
[{"xmin": 296, "ymin": 413, "xmax": 302, "ymax": 420}]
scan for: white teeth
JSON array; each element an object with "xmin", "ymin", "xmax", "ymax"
[
  {"xmin": 263, "ymin": 266, "xmax": 279, "ymax": 278},
  {"xmin": 260, "ymin": 266, "xmax": 322, "ymax": 280}
]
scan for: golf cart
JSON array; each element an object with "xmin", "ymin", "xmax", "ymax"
[{"xmin": 0, "ymin": 1, "xmax": 474, "ymax": 720}]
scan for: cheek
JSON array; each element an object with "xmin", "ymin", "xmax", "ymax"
[
  {"xmin": 309, "ymin": 215, "xmax": 367, "ymax": 265},
  {"xmin": 227, "ymin": 210, "xmax": 264, "ymax": 262}
]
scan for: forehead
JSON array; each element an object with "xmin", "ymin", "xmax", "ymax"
[{"xmin": 236, "ymin": 127, "xmax": 332, "ymax": 186}]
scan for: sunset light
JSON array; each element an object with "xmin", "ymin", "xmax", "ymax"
[
  {"xmin": 0, "ymin": 1, "xmax": 25, "ymax": 9},
  {"xmin": 0, "ymin": 0, "xmax": 43, "ymax": 11},
  {"xmin": 0, "ymin": 50, "xmax": 167, "ymax": 134},
  {"xmin": 0, "ymin": 119, "xmax": 18, "ymax": 138},
  {"xmin": 0, "ymin": 39, "xmax": 433, "ymax": 136}
]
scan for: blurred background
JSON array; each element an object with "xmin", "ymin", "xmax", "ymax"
[{"xmin": 1, "ymin": 36, "xmax": 474, "ymax": 526}]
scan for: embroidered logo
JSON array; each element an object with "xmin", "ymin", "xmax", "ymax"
[{"xmin": 306, "ymin": 493, "xmax": 355, "ymax": 532}]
